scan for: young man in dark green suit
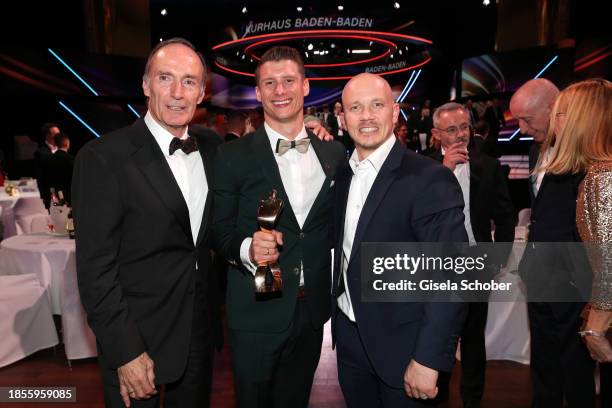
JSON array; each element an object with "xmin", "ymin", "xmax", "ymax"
[{"xmin": 211, "ymin": 47, "xmax": 346, "ymax": 407}]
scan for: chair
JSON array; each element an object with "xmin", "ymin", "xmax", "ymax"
[
  {"xmin": 517, "ymin": 208, "xmax": 531, "ymax": 227},
  {"xmin": 13, "ymin": 197, "xmax": 48, "ymax": 235},
  {"xmin": 28, "ymin": 214, "xmax": 52, "ymax": 233},
  {"xmin": 0, "ymin": 274, "xmax": 59, "ymax": 368}
]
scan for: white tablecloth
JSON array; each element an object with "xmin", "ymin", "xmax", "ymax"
[
  {"xmin": 0, "ymin": 273, "xmax": 59, "ymax": 368},
  {"xmin": 0, "ymin": 188, "xmax": 43, "ymax": 238},
  {"xmin": 484, "ymin": 229, "xmax": 530, "ymax": 363},
  {"xmin": 0, "ymin": 233, "xmax": 97, "ymax": 360}
]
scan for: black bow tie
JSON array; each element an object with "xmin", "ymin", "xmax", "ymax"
[{"xmin": 169, "ymin": 136, "xmax": 198, "ymax": 155}]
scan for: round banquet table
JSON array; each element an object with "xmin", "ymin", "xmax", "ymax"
[
  {"xmin": 0, "ymin": 232, "xmax": 96, "ymax": 360},
  {"xmin": 1, "ymin": 232, "xmax": 73, "ymax": 314}
]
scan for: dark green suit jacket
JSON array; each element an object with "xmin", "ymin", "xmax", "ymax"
[{"xmin": 211, "ymin": 126, "xmax": 346, "ymax": 333}]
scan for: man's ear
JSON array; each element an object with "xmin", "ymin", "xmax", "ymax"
[
  {"xmin": 255, "ymin": 86, "xmax": 262, "ymax": 103},
  {"xmin": 197, "ymin": 85, "xmax": 206, "ymax": 104},
  {"xmin": 392, "ymin": 103, "xmax": 400, "ymax": 125},
  {"xmin": 142, "ymin": 78, "xmax": 150, "ymax": 98},
  {"xmin": 303, "ymin": 78, "xmax": 310, "ymax": 97}
]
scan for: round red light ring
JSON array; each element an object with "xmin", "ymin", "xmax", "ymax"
[
  {"xmin": 245, "ymin": 34, "xmax": 395, "ymax": 68},
  {"xmin": 212, "ymin": 29, "xmax": 433, "ymax": 81}
]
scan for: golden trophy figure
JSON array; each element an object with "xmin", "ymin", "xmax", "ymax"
[{"xmin": 254, "ymin": 189, "xmax": 284, "ymax": 294}]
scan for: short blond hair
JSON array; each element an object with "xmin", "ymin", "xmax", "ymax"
[{"xmin": 538, "ymin": 78, "xmax": 612, "ymax": 175}]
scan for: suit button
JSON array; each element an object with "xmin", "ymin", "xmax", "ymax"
[
  {"xmin": 299, "ymin": 232, "xmax": 305, "ymax": 239},
  {"xmin": 293, "ymin": 267, "xmax": 300, "ymax": 276}
]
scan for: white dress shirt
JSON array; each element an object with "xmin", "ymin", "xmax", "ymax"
[
  {"xmin": 240, "ymin": 123, "xmax": 326, "ymax": 285},
  {"xmin": 336, "ymin": 115, "xmax": 344, "ymax": 137},
  {"xmin": 145, "ymin": 111, "xmax": 207, "ymax": 244},
  {"xmin": 442, "ymin": 147, "xmax": 476, "ymax": 245},
  {"xmin": 532, "ymin": 147, "xmax": 552, "ymax": 197},
  {"xmin": 338, "ymin": 134, "xmax": 395, "ymax": 322}
]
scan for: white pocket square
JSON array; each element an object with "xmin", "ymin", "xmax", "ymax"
[{"xmin": 330, "ymin": 180, "xmax": 335, "ymax": 187}]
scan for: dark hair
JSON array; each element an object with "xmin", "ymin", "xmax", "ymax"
[
  {"xmin": 54, "ymin": 132, "xmax": 70, "ymax": 148},
  {"xmin": 143, "ymin": 37, "xmax": 207, "ymax": 83},
  {"xmin": 254, "ymin": 46, "xmax": 305, "ymax": 83},
  {"xmin": 40, "ymin": 122, "xmax": 59, "ymax": 136}
]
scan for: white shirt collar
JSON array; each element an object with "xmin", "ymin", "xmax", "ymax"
[
  {"xmin": 264, "ymin": 122, "xmax": 308, "ymax": 154},
  {"xmin": 349, "ymin": 133, "xmax": 396, "ymax": 174},
  {"xmin": 144, "ymin": 111, "xmax": 189, "ymax": 157}
]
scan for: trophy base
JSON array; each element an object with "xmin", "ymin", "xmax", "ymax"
[{"xmin": 254, "ymin": 262, "xmax": 283, "ymax": 300}]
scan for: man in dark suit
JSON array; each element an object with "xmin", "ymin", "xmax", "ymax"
[
  {"xmin": 327, "ymin": 101, "xmax": 353, "ymax": 154},
  {"xmin": 429, "ymin": 102, "xmax": 516, "ymax": 408},
  {"xmin": 72, "ymin": 38, "xmax": 221, "ymax": 408},
  {"xmin": 511, "ymin": 79, "xmax": 595, "ymax": 407},
  {"xmin": 326, "ymin": 101, "xmax": 343, "ymax": 140},
  {"xmin": 34, "ymin": 122, "xmax": 60, "ymax": 207},
  {"xmin": 332, "ymin": 73, "xmax": 467, "ymax": 407},
  {"xmin": 470, "ymin": 120, "xmax": 489, "ymax": 155},
  {"xmin": 225, "ymin": 110, "xmax": 246, "ymax": 142},
  {"xmin": 482, "ymin": 99, "xmax": 506, "ymax": 158},
  {"xmin": 466, "ymin": 99, "xmax": 479, "ymax": 125},
  {"xmin": 47, "ymin": 132, "xmax": 74, "ymax": 204},
  {"xmin": 211, "ymin": 46, "xmax": 345, "ymax": 408}
]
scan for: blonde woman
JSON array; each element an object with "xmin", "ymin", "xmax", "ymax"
[{"xmin": 543, "ymin": 78, "xmax": 612, "ymax": 407}]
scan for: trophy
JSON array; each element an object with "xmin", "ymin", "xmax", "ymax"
[{"xmin": 254, "ymin": 189, "xmax": 284, "ymax": 294}]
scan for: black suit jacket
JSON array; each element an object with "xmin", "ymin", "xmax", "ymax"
[
  {"xmin": 33, "ymin": 144, "xmax": 53, "ymax": 207},
  {"xmin": 332, "ymin": 141, "xmax": 468, "ymax": 388},
  {"xmin": 72, "ymin": 119, "xmax": 222, "ymax": 385},
  {"xmin": 211, "ymin": 126, "xmax": 346, "ymax": 333},
  {"xmin": 224, "ymin": 132, "xmax": 239, "ymax": 142},
  {"xmin": 326, "ymin": 113, "xmax": 341, "ymax": 140},
  {"xmin": 47, "ymin": 150, "xmax": 75, "ymax": 204},
  {"xmin": 519, "ymin": 143, "xmax": 589, "ymax": 304},
  {"xmin": 429, "ymin": 149, "xmax": 516, "ymax": 246}
]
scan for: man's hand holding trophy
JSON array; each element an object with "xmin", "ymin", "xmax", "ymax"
[{"xmin": 251, "ymin": 189, "xmax": 284, "ymax": 296}]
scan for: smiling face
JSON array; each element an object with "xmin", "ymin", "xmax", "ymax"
[
  {"xmin": 142, "ymin": 43, "xmax": 205, "ymax": 137},
  {"xmin": 255, "ymin": 59, "xmax": 309, "ymax": 131},
  {"xmin": 342, "ymin": 73, "xmax": 399, "ymax": 159}
]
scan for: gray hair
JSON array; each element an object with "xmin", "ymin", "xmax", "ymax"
[
  {"xmin": 432, "ymin": 102, "xmax": 468, "ymax": 128},
  {"xmin": 142, "ymin": 37, "xmax": 207, "ymax": 87}
]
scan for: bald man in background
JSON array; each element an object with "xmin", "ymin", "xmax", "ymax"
[
  {"xmin": 511, "ymin": 79, "xmax": 596, "ymax": 407},
  {"xmin": 509, "ymin": 78, "xmax": 559, "ymax": 204}
]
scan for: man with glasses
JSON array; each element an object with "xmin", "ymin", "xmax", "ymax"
[{"xmin": 428, "ymin": 102, "xmax": 516, "ymax": 407}]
